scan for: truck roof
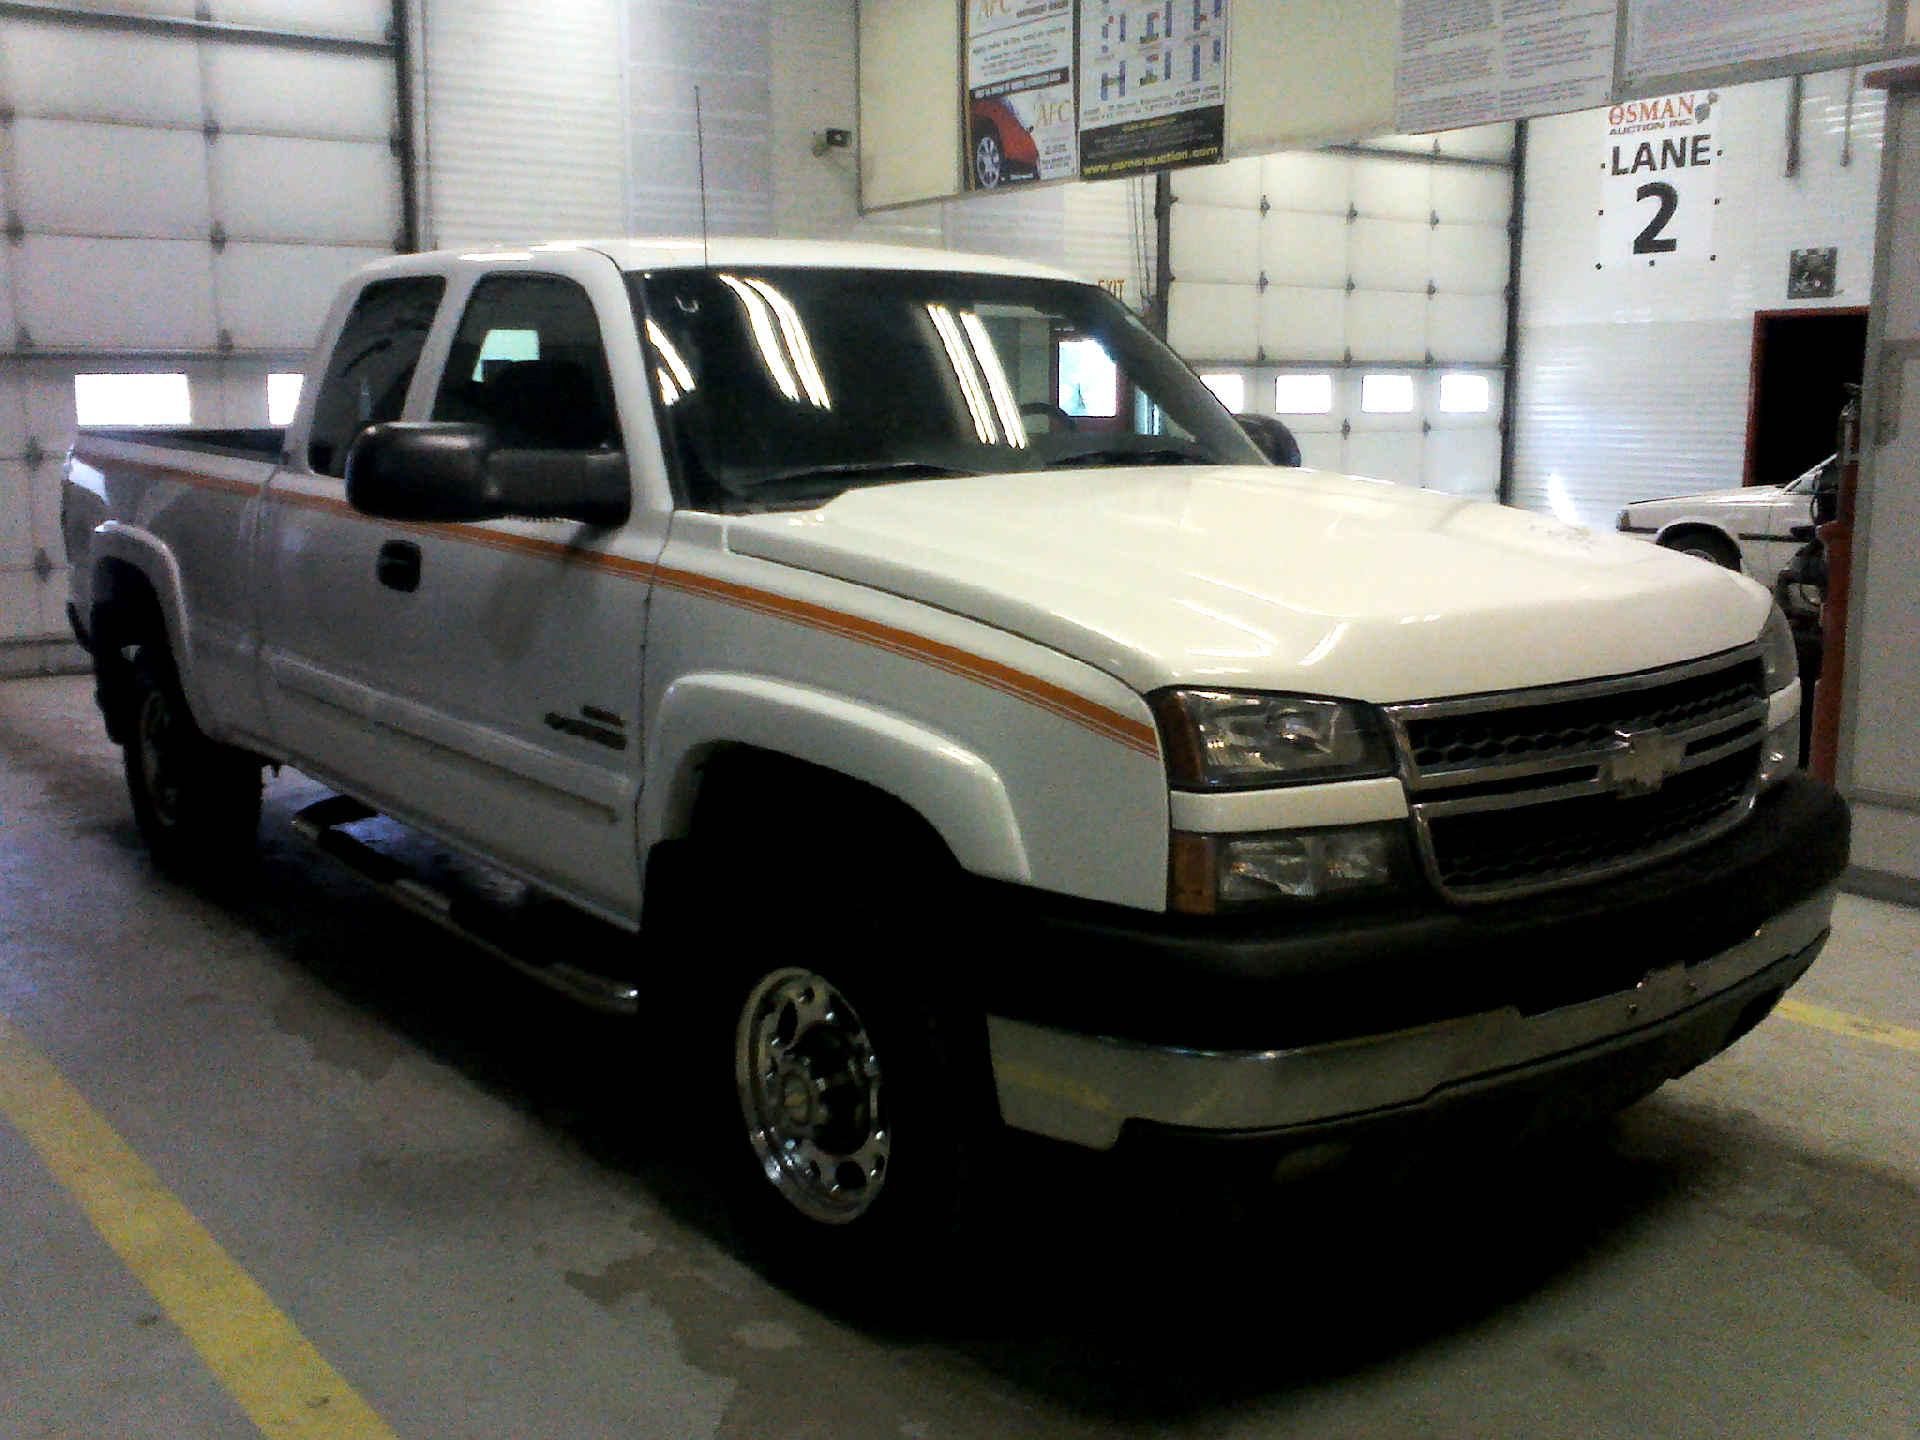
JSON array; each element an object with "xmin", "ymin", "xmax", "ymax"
[{"xmin": 362, "ymin": 237, "xmax": 1086, "ymax": 284}]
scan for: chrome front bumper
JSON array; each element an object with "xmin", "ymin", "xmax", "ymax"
[{"xmin": 986, "ymin": 887, "xmax": 1835, "ymax": 1151}]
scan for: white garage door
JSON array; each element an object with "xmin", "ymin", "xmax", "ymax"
[
  {"xmin": 0, "ymin": 0, "xmax": 403, "ymax": 661},
  {"xmin": 1167, "ymin": 124, "xmax": 1515, "ymax": 497}
]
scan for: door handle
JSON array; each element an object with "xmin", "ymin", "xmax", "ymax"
[{"xmin": 377, "ymin": 540, "xmax": 421, "ymax": 593}]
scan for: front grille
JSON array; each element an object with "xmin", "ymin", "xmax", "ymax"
[{"xmin": 1385, "ymin": 649, "xmax": 1768, "ymax": 902}]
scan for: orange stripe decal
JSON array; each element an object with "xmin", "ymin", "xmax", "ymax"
[{"xmin": 75, "ymin": 455, "xmax": 1159, "ymax": 757}]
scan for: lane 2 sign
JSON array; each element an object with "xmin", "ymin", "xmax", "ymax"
[{"xmin": 1598, "ymin": 91, "xmax": 1721, "ymax": 268}]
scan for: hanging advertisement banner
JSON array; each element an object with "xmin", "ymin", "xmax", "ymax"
[
  {"xmin": 1395, "ymin": 0, "xmax": 1617, "ymax": 134},
  {"xmin": 1597, "ymin": 89, "xmax": 1722, "ymax": 269},
  {"xmin": 963, "ymin": 0, "xmax": 1079, "ymax": 191},
  {"xmin": 1621, "ymin": 0, "xmax": 1892, "ymax": 92},
  {"xmin": 1077, "ymin": 0, "xmax": 1229, "ymax": 181}
]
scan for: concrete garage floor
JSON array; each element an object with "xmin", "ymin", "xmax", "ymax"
[{"xmin": 1, "ymin": 673, "xmax": 1915, "ymax": 1440}]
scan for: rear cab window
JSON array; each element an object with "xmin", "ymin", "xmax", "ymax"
[{"xmin": 306, "ymin": 276, "xmax": 447, "ymax": 478}]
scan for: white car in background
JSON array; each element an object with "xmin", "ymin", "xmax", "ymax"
[{"xmin": 1616, "ymin": 456, "xmax": 1830, "ymax": 578}]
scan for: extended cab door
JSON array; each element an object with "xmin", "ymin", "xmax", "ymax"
[{"xmin": 260, "ymin": 251, "xmax": 669, "ymax": 923}]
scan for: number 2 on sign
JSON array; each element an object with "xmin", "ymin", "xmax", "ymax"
[{"xmin": 1634, "ymin": 182, "xmax": 1679, "ymax": 255}]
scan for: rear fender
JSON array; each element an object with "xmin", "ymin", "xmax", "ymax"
[{"xmin": 88, "ymin": 524, "xmax": 203, "ymax": 714}]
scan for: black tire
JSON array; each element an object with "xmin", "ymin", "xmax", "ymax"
[
  {"xmin": 718, "ymin": 930, "xmax": 996, "ymax": 1307},
  {"xmin": 1660, "ymin": 529, "xmax": 1741, "ymax": 570},
  {"xmin": 122, "ymin": 644, "xmax": 262, "ymax": 877}
]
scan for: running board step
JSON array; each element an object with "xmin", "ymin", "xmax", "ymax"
[{"xmin": 290, "ymin": 796, "xmax": 641, "ymax": 1016}]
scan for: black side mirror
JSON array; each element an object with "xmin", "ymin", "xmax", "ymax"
[
  {"xmin": 1811, "ymin": 483, "xmax": 1839, "ymax": 526},
  {"xmin": 1234, "ymin": 413, "xmax": 1302, "ymax": 467},
  {"xmin": 345, "ymin": 421, "xmax": 630, "ymax": 527}
]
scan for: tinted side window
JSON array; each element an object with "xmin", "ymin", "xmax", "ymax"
[
  {"xmin": 432, "ymin": 275, "xmax": 620, "ymax": 450},
  {"xmin": 306, "ymin": 276, "xmax": 446, "ymax": 477}
]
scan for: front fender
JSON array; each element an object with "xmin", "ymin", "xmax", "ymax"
[{"xmin": 643, "ymin": 672, "xmax": 1031, "ymax": 884}]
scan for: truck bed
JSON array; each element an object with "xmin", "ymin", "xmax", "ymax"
[{"xmin": 77, "ymin": 426, "xmax": 285, "ymax": 462}]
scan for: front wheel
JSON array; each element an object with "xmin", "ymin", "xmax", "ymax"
[
  {"xmin": 123, "ymin": 645, "xmax": 262, "ymax": 876},
  {"xmin": 721, "ymin": 949, "xmax": 993, "ymax": 1300}
]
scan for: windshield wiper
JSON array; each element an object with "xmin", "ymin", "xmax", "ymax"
[
  {"xmin": 740, "ymin": 459, "xmax": 982, "ymax": 489},
  {"xmin": 1042, "ymin": 446, "xmax": 1208, "ymax": 469},
  {"xmin": 713, "ymin": 458, "xmax": 985, "ymax": 511}
]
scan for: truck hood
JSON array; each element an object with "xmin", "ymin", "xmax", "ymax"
[{"xmin": 724, "ymin": 466, "xmax": 1770, "ymax": 702}]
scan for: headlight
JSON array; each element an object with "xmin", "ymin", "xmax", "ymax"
[
  {"xmin": 1760, "ymin": 603, "xmax": 1798, "ymax": 694},
  {"xmin": 1150, "ymin": 689, "xmax": 1396, "ymax": 789},
  {"xmin": 1170, "ymin": 824, "xmax": 1407, "ymax": 913}
]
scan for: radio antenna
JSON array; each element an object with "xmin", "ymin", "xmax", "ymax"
[{"xmin": 694, "ymin": 85, "xmax": 711, "ymax": 269}]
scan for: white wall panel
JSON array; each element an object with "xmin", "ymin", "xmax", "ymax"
[
  {"xmin": 1348, "ymin": 291, "xmax": 1426, "ymax": 361},
  {"xmin": 13, "ymin": 121, "xmax": 209, "ymax": 237},
  {"xmin": 16, "ymin": 238, "xmax": 217, "ymax": 347},
  {"xmin": 0, "ymin": 462, "xmax": 33, "ymax": 565},
  {"xmin": 1060, "ymin": 177, "xmax": 1154, "ymax": 297},
  {"xmin": 1439, "ymin": 122, "xmax": 1517, "ymax": 161},
  {"xmin": 1432, "ymin": 224, "xmax": 1510, "ymax": 292},
  {"xmin": 1260, "ymin": 286, "xmax": 1345, "ymax": 362},
  {"xmin": 216, "ymin": 243, "xmax": 387, "ymax": 350},
  {"xmin": 1514, "ymin": 69, "xmax": 1886, "ymax": 526},
  {"xmin": 629, "ymin": 0, "xmax": 771, "ymax": 235},
  {"xmin": 208, "ymin": 0, "xmax": 390, "ymax": 31},
  {"xmin": 207, "ymin": 46, "xmax": 395, "ymax": 140},
  {"xmin": 1261, "ymin": 210, "xmax": 1348, "ymax": 288},
  {"xmin": 1170, "ymin": 281, "xmax": 1259, "ymax": 360},
  {"xmin": 213, "ymin": 135, "xmax": 396, "ymax": 244},
  {"xmin": 1432, "ymin": 166, "xmax": 1513, "ymax": 223},
  {"xmin": 0, "ymin": 372, "xmax": 25, "ymax": 456},
  {"xmin": 1424, "ymin": 427, "xmax": 1501, "ymax": 498},
  {"xmin": 1176, "ymin": 156, "xmax": 1263, "ymax": 208},
  {"xmin": 424, "ymin": 0, "xmax": 625, "ymax": 247},
  {"xmin": 0, "ymin": 22, "xmax": 200, "ymax": 125},
  {"xmin": 1351, "ymin": 158, "xmax": 1432, "ymax": 220},
  {"xmin": 1171, "ymin": 205, "xmax": 1259, "ymax": 284},
  {"xmin": 1260, "ymin": 152, "xmax": 1351, "ymax": 215},
  {"xmin": 1350, "ymin": 217, "xmax": 1429, "ymax": 291},
  {"xmin": 1347, "ymin": 432, "xmax": 1424, "ymax": 486},
  {"xmin": 1430, "ymin": 292, "xmax": 1507, "ymax": 362}
]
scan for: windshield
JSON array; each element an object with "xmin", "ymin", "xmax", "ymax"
[
  {"xmin": 1784, "ymin": 455, "xmax": 1837, "ymax": 493},
  {"xmin": 630, "ymin": 266, "xmax": 1263, "ymax": 511}
]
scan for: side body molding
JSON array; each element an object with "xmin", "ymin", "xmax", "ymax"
[{"xmin": 643, "ymin": 672, "xmax": 1032, "ymax": 883}]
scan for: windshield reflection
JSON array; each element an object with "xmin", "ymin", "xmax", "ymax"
[{"xmin": 631, "ymin": 267, "xmax": 1261, "ymax": 511}]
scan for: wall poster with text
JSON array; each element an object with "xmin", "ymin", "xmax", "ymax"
[
  {"xmin": 1077, "ymin": 0, "xmax": 1229, "ymax": 180},
  {"xmin": 964, "ymin": 0, "xmax": 1079, "ymax": 190}
]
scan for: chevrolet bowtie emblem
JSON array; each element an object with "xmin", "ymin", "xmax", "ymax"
[{"xmin": 1603, "ymin": 727, "xmax": 1687, "ymax": 797}]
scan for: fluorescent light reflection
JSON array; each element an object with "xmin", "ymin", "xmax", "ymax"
[
  {"xmin": 927, "ymin": 304, "xmax": 999, "ymax": 444},
  {"xmin": 647, "ymin": 319, "xmax": 695, "ymax": 406},
  {"xmin": 958, "ymin": 310, "xmax": 1027, "ymax": 449}
]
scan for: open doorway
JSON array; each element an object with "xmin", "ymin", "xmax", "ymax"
[{"xmin": 1742, "ymin": 308, "xmax": 1869, "ymax": 488}]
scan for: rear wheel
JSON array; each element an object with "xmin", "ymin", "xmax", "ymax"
[{"xmin": 123, "ymin": 645, "xmax": 262, "ymax": 876}]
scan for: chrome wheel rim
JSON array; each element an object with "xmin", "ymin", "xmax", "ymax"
[
  {"xmin": 136, "ymin": 687, "xmax": 182, "ymax": 828},
  {"xmin": 975, "ymin": 136, "xmax": 1002, "ymax": 187},
  {"xmin": 736, "ymin": 967, "xmax": 889, "ymax": 1225}
]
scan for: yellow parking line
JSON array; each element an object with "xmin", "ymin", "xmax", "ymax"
[
  {"xmin": 1777, "ymin": 998, "xmax": 1920, "ymax": 1054},
  {"xmin": 0, "ymin": 1013, "xmax": 400, "ymax": 1440}
]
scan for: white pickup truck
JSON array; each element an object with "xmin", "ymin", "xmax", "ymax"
[{"xmin": 63, "ymin": 239, "xmax": 1848, "ymax": 1276}]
